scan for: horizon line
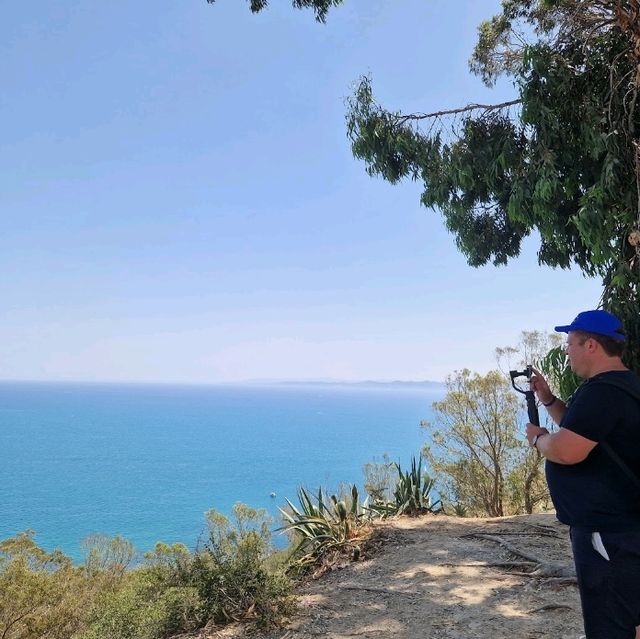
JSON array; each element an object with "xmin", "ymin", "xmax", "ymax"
[{"xmin": 0, "ymin": 376, "xmax": 446, "ymax": 387}]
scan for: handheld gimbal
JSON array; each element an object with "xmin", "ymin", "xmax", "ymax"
[{"xmin": 509, "ymin": 365, "xmax": 540, "ymax": 427}]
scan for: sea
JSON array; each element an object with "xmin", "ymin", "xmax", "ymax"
[{"xmin": 0, "ymin": 381, "xmax": 444, "ymax": 561}]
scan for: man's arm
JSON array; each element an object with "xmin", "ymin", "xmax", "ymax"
[{"xmin": 527, "ymin": 426, "xmax": 597, "ymax": 464}]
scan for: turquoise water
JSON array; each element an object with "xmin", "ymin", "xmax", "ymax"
[{"xmin": 0, "ymin": 381, "xmax": 443, "ymax": 560}]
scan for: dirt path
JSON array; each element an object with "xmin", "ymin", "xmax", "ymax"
[{"xmin": 208, "ymin": 513, "xmax": 584, "ymax": 639}]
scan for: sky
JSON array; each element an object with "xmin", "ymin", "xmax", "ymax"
[{"xmin": 0, "ymin": 0, "xmax": 603, "ymax": 384}]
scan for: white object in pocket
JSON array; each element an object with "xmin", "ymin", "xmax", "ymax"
[{"xmin": 591, "ymin": 532, "xmax": 610, "ymax": 561}]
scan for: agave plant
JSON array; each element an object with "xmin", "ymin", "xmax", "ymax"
[
  {"xmin": 279, "ymin": 484, "xmax": 370, "ymax": 571},
  {"xmin": 369, "ymin": 456, "xmax": 441, "ymax": 517},
  {"xmin": 452, "ymin": 502, "xmax": 468, "ymax": 517},
  {"xmin": 394, "ymin": 456, "xmax": 441, "ymax": 515}
]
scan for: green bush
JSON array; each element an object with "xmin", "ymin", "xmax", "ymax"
[
  {"xmin": 82, "ymin": 534, "xmax": 136, "ymax": 580},
  {"xmin": 363, "ymin": 454, "xmax": 396, "ymax": 503},
  {"xmin": 0, "ymin": 532, "xmax": 90, "ymax": 639},
  {"xmin": 80, "ymin": 570, "xmax": 203, "ymax": 639},
  {"xmin": 82, "ymin": 506, "xmax": 292, "ymax": 636},
  {"xmin": 79, "ymin": 541, "xmax": 204, "ymax": 639},
  {"xmin": 2, "ymin": 505, "xmax": 294, "ymax": 639},
  {"xmin": 79, "ymin": 535, "xmax": 200, "ymax": 639},
  {"xmin": 190, "ymin": 503, "xmax": 293, "ymax": 627}
]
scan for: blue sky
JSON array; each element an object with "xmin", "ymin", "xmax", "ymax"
[{"xmin": 1, "ymin": 0, "xmax": 602, "ymax": 383}]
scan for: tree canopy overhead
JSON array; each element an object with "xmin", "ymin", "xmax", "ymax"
[
  {"xmin": 345, "ymin": 0, "xmax": 640, "ymax": 368},
  {"xmin": 205, "ymin": 0, "xmax": 345, "ymax": 23},
  {"xmin": 210, "ymin": 0, "xmax": 640, "ymax": 371}
]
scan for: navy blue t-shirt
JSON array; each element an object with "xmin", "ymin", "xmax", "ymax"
[{"xmin": 546, "ymin": 370, "xmax": 640, "ymax": 531}]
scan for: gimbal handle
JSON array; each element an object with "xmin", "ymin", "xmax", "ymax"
[{"xmin": 509, "ymin": 365, "xmax": 540, "ymax": 427}]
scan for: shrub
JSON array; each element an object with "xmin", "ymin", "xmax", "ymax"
[
  {"xmin": 363, "ymin": 454, "xmax": 396, "ymax": 503},
  {"xmin": 190, "ymin": 503, "xmax": 293, "ymax": 627},
  {"xmin": 2, "ymin": 505, "xmax": 294, "ymax": 639},
  {"xmin": 80, "ymin": 570, "xmax": 203, "ymax": 639},
  {"xmin": 0, "ymin": 531, "xmax": 90, "ymax": 639},
  {"xmin": 83, "ymin": 506, "xmax": 292, "ymax": 636},
  {"xmin": 82, "ymin": 534, "xmax": 136, "ymax": 581}
]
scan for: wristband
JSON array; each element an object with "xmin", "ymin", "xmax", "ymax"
[
  {"xmin": 532, "ymin": 433, "xmax": 547, "ymax": 448},
  {"xmin": 542, "ymin": 396, "xmax": 557, "ymax": 407}
]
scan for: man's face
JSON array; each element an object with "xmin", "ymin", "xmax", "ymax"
[{"xmin": 565, "ymin": 331, "xmax": 590, "ymax": 377}]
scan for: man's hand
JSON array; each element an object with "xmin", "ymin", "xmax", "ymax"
[
  {"xmin": 525, "ymin": 422, "xmax": 597, "ymax": 463},
  {"xmin": 530, "ymin": 367, "xmax": 555, "ymax": 405},
  {"xmin": 525, "ymin": 422, "xmax": 549, "ymax": 447}
]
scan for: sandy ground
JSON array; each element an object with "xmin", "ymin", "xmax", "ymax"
[{"xmin": 202, "ymin": 513, "xmax": 585, "ymax": 639}]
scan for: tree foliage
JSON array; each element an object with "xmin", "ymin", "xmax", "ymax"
[
  {"xmin": 346, "ymin": 0, "xmax": 640, "ymax": 370},
  {"xmin": 210, "ymin": 0, "xmax": 640, "ymax": 371},
  {"xmin": 538, "ymin": 344, "xmax": 582, "ymax": 398},
  {"xmin": 495, "ymin": 329, "xmax": 563, "ymax": 375},
  {"xmin": 0, "ymin": 507, "xmax": 293, "ymax": 639},
  {"xmin": 0, "ymin": 532, "xmax": 89, "ymax": 639},
  {"xmin": 422, "ymin": 369, "xmax": 549, "ymax": 516},
  {"xmin": 205, "ymin": 0, "xmax": 344, "ymax": 23}
]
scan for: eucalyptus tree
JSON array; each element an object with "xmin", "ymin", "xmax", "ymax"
[
  {"xmin": 205, "ymin": 0, "xmax": 344, "ymax": 23},
  {"xmin": 348, "ymin": 1, "xmax": 640, "ymax": 370},
  {"xmin": 209, "ymin": 0, "xmax": 640, "ymax": 371}
]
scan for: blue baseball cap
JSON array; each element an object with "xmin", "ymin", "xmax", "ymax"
[{"xmin": 554, "ymin": 310, "xmax": 625, "ymax": 341}]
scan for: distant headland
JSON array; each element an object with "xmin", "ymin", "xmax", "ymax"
[{"xmin": 245, "ymin": 379, "xmax": 445, "ymax": 390}]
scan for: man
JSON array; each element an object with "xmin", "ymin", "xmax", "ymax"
[{"xmin": 526, "ymin": 309, "xmax": 640, "ymax": 639}]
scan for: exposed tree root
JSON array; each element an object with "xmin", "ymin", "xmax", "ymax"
[
  {"xmin": 527, "ymin": 603, "xmax": 574, "ymax": 614},
  {"xmin": 441, "ymin": 561, "xmax": 536, "ymax": 569},
  {"xmin": 501, "ymin": 522, "xmax": 562, "ymax": 538},
  {"xmin": 337, "ymin": 585, "xmax": 421, "ymax": 598},
  {"xmin": 461, "ymin": 533, "xmax": 576, "ymax": 581}
]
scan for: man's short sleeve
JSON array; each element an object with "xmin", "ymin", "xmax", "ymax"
[{"xmin": 561, "ymin": 383, "xmax": 621, "ymax": 442}]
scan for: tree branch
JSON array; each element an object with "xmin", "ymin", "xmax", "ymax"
[{"xmin": 394, "ymin": 99, "xmax": 522, "ymax": 125}]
